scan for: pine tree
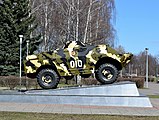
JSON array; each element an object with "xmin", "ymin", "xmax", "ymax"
[{"xmin": 0, "ymin": 0, "xmax": 41, "ymax": 76}]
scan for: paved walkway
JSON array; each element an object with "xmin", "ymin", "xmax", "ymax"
[
  {"xmin": 0, "ymin": 82, "xmax": 158, "ymax": 116},
  {"xmin": 139, "ymin": 82, "xmax": 159, "ymax": 95}
]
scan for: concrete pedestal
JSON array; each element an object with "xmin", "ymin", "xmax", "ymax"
[{"xmin": 0, "ymin": 82, "xmax": 152, "ymax": 107}]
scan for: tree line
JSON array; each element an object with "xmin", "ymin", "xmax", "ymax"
[
  {"xmin": 0, "ymin": 0, "xmax": 40, "ymax": 75},
  {"xmin": 31, "ymin": 0, "xmax": 116, "ymax": 51},
  {"xmin": 0, "ymin": 0, "xmax": 115, "ymax": 75},
  {"xmin": 116, "ymin": 46, "xmax": 159, "ymax": 77},
  {"xmin": 129, "ymin": 52, "xmax": 159, "ymax": 77},
  {"xmin": 0, "ymin": 0, "xmax": 158, "ymax": 77}
]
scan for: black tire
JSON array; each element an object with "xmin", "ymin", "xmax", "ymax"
[
  {"xmin": 95, "ymin": 64, "xmax": 118, "ymax": 84},
  {"xmin": 37, "ymin": 69, "xmax": 60, "ymax": 89}
]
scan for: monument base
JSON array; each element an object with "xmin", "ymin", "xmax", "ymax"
[{"xmin": 0, "ymin": 82, "xmax": 152, "ymax": 107}]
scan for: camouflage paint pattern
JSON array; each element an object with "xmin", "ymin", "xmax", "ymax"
[{"xmin": 24, "ymin": 41, "xmax": 133, "ymax": 77}]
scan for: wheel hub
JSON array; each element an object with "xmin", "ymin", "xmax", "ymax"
[
  {"xmin": 102, "ymin": 69, "xmax": 113, "ymax": 80},
  {"xmin": 42, "ymin": 75, "xmax": 52, "ymax": 84}
]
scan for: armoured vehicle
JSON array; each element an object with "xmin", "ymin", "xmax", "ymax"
[{"xmin": 24, "ymin": 41, "xmax": 133, "ymax": 89}]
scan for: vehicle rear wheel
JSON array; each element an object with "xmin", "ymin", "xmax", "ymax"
[
  {"xmin": 37, "ymin": 69, "xmax": 60, "ymax": 89},
  {"xmin": 95, "ymin": 64, "xmax": 118, "ymax": 84}
]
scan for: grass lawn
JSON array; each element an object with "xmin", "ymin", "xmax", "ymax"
[
  {"xmin": 148, "ymin": 95, "xmax": 159, "ymax": 98},
  {"xmin": 57, "ymin": 83, "xmax": 78, "ymax": 88},
  {"xmin": 0, "ymin": 112, "xmax": 159, "ymax": 120}
]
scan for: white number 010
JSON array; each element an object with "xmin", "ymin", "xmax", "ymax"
[{"xmin": 70, "ymin": 60, "xmax": 83, "ymax": 68}]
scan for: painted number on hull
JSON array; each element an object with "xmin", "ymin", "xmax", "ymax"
[{"xmin": 70, "ymin": 60, "xmax": 83, "ymax": 68}]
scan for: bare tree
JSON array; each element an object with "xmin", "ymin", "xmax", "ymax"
[
  {"xmin": 83, "ymin": 0, "xmax": 93, "ymax": 43},
  {"xmin": 30, "ymin": 0, "xmax": 116, "ymax": 51},
  {"xmin": 115, "ymin": 45, "xmax": 125, "ymax": 54},
  {"xmin": 123, "ymin": 51, "xmax": 158, "ymax": 77}
]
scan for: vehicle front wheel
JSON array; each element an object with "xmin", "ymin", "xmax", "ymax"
[
  {"xmin": 37, "ymin": 69, "xmax": 60, "ymax": 89},
  {"xmin": 95, "ymin": 64, "xmax": 118, "ymax": 84}
]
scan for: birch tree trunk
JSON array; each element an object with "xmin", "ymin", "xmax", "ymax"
[
  {"xmin": 83, "ymin": 0, "xmax": 92, "ymax": 43},
  {"xmin": 44, "ymin": 2, "xmax": 48, "ymax": 51},
  {"xmin": 89, "ymin": 12, "xmax": 92, "ymax": 43},
  {"xmin": 76, "ymin": 0, "xmax": 79, "ymax": 41},
  {"xmin": 95, "ymin": 11, "xmax": 99, "ymax": 40},
  {"xmin": 67, "ymin": 1, "xmax": 72, "ymax": 41}
]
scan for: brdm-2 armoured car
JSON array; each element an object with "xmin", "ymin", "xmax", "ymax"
[{"xmin": 24, "ymin": 41, "xmax": 133, "ymax": 89}]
